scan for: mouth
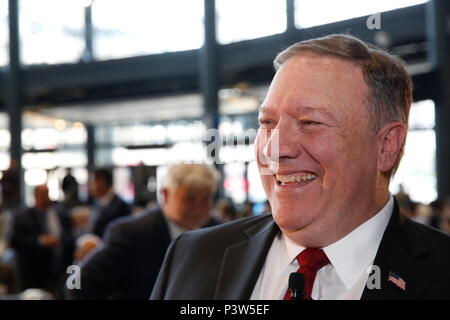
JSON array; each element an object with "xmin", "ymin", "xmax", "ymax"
[{"xmin": 274, "ymin": 172, "xmax": 318, "ymax": 187}]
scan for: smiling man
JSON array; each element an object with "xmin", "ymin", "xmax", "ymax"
[{"xmin": 150, "ymin": 34, "xmax": 450, "ymax": 300}]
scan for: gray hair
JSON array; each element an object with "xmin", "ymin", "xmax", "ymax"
[
  {"xmin": 161, "ymin": 163, "xmax": 220, "ymax": 193},
  {"xmin": 274, "ymin": 34, "xmax": 412, "ymax": 131}
]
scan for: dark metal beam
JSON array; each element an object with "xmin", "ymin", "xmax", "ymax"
[
  {"xmin": 200, "ymin": 0, "xmax": 219, "ymax": 130},
  {"xmin": 427, "ymin": 0, "xmax": 450, "ymax": 199},
  {"xmin": 0, "ymin": 0, "xmax": 432, "ymax": 112},
  {"xmin": 6, "ymin": 0, "xmax": 23, "ymax": 208},
  {"xmin": 0, "ymin": 3, "xmax": 429, "ymax": 108},
  {"xmin": 82, "ymin": 3, "xmax": 94, "ymax": 62},
  {"xmin": 286, "ymin": 0, "xmax": 296, "ymax": 34},
  {"xmin": 201, "ymin": 0, "xmax": 224, "ymax": 197},
  {"xmin": 86, "ymin": 124, "xmax": 95, "ymax": 171}
]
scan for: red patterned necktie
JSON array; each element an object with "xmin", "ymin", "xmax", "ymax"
[{"xmin": 283, "ymin": 248, "xmax": 330, "ymax": 300}]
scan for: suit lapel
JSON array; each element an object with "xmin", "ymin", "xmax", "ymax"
[
  {"xmin": 214, "ymin": 216, "xmax": 278, "ymax": 299},
  {"xmin": 151, "ymin": 207, "xmax": 172, "ymax": 245},
  {"xmin": 361, "ymin": 200, "xmax": 433, "ymax": 300}
]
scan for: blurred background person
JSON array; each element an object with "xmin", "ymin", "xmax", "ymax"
[
  {"xmin": 0, "ymin": 159, "xmax": 20, "ymax": 213},
  {"xmin": 87, "ymin": 168, "xmax": 131, "ymax": 238},
  {"xmin": 73, "ymin": 233, "xmax": 103, "ymax": 264},
  {"xmin": 65, "ymin": 163, "xmax": 222, "ymax": 300},
  {"xmin": 61, "ymin": 168, "xmax": 81, "ymax": 209},
  {"xmin": 429, "ymin": 199, "xmax": 444, "ymax": 230},
  {"xmin": 0, "ymin": 207, "xmax": 18, "ymax": 295},
  {"xmin": 440, "ymin": 198, "xmax": 450, "ymax": 234},
  {"xmin": 8, "ymin": 184, "xmax": 74, "ymax": 295},
  {"xmin": 69, "ymin": 168, "xmax": 131, "ymax": 262},
  {"xmin": 394, "ymin": 185, "xmax": 417, "ymax": 218},
  {"xmin": 216, "ymin": 197, "xmax": 238, "ymax": 223},
  {"xmin": 239, "ymin": 201, "xmax": 254, "ymax": 219},
  {"xmin": 261, "ymin": 200, "xmax": 271, "ymax": 215}
]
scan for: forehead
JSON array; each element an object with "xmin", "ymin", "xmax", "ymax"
[
  {"xmin": 176, "ymin": 184, "xmax": 211, "ymax": 195},
  {"xmin": 261, "ymin": 53, "xmax": 369, "ymax": 116}
]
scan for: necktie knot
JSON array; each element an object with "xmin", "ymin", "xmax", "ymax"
[{"xmin": 297, "ymin": 248, "xmax": 330, "ymax": 272}]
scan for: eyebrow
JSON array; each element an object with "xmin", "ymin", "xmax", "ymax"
[{"xmin": 259, "ymin": 105, "xmax": 338, "ymax": 122}]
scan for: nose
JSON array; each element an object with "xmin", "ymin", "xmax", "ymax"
[{"xmin": 262, "ymin": 115, "xmax": 301, "ymax": 162}]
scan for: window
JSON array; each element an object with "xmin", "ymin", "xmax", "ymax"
[
  {"xmin": 20, "ymin": 0, "xmax": 85, "ymax": 65},
  {"xmin": 0, "ymin": 0, "xmax": 8, "ymax": 66},
  {"xmin": 92, "ymin": 0, "xmax": 204, "ymax": 60},
  {"xmin": 216, "ymin": 0, "xmax": 286, "ymax": 44},
  {"xmin": 295, "ymin": 0, "xmax": 427, "ymax": 28},
  {"xmin": 390, "ymin": 100, "xmax": 436, "ymax": 203}
]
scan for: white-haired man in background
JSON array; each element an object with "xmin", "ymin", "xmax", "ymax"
[{"xmin": 65, "ymin": 163, "xmax": 222, "ymax": 300}]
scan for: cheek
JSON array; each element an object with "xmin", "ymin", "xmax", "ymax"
[
  {"xmin": 305, "ymin": 133, "xmax": 363, "ymax": 182},
  {"xmin": 317, "ymin": 133, "xmax": 377, "ymax": 187},
  {"xmin": 259, "ymin": 173, "xmax": 274, "ymax": 195},
  {"xmin": 255, "ymin": 129, "xmax": 270, "ymax": 164},
  {"xmin": 172, "ymin": 200, "xmax": 186, "ymax": 216}
]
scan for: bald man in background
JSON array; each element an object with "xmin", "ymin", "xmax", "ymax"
[{"xmin": 8, "ymin": 185, "xmax": 74, "ymax": 293}]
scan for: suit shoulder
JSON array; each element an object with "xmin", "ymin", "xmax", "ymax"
[
  {"xmin": 106, "ymin": 208, "xmax": 164, "ymax": 237},
  {"xmin": 111, "ymin": 195, "xmax": 130, "ymax": 209},
  {"xmin": 107, "ymin": 211, "xmax": 151, "ymax": 232},
  {"xmin": 14, "ymin": 208, "xmax": 35, "ymax": 221},
  {"xmin": 406, "ymin": 219, "xmax": 450, "ymax": 250},
  {"xmin": 177, "ymin": 214, "xmax": 273, "ymax": 248}
]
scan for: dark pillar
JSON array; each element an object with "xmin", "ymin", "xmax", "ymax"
[
  {"xmin": 6, "ymin": 0, "xmax": 23, "ymax": 207},
  {"xmin": 86, "ymin": 124, "xmax": 95, "ymax": 171},
  {"xmin": 427, "ymin": 0, "xmax": 450, "ymax": 200},
  {"xmin": 286, "ymin": 0, "xmax": 296, "ymax": 34},
  {"xmin": 200, "ymin": 0, "xmax": 224, "ymax": 198},
  {"xmin": 82, "ymin": 2, "xmax": 94, "ymax": 62}
]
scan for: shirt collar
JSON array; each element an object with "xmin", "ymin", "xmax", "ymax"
[
  {"xmin": 166, "ymin": 217, "xmax": 188, "ymax": 240},
  {"xmin": 283, "ymin": 195, "xmax": 394, "ymax": 289}
]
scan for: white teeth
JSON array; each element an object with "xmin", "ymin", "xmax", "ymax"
[{"xmin": 276, "ymin": 173, "xmax": 317, "ymax": 185}]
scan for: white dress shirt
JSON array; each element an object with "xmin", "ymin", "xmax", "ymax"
[
  {"xmin": 250, "ymin": 195, "xmax": 394, "ymax": 300},
  {"xmin": 166, "ymin": 218, "xmax": 188, "ymax": 240}
]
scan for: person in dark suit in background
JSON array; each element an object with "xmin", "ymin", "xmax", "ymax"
[
  {"xmin": 65, "ymin": 163, "xmax": 222, "ymax": 300},
  {"xmin": 89, "ymin": 168, "xmax": 131, "ymax": 238},
  {"xmin": 151, "ymin": 34, "xmax": 450, "ymax": 300},
  {"xmin": 8, "ymin": 185, "xmax": 74, "ymax": 293},
  {"xmin": 61, "ymin": 168, "xmax": 81, "ymax": 209}
]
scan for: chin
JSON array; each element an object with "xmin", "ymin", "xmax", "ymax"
[{"xmin": 271, "ymin": 204, "xmax": 315, "ymax": 231}]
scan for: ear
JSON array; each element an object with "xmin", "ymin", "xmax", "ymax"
[
  {"xmin": 161, "ymin": 188, "xmax": 169, "ymax": 203},
  {"xmin": 377, "ymin": 122, "xmax": 407, "ymax": 173}
]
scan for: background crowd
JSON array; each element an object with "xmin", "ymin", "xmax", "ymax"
[{"xmin": 0, "ymin": 163, "xmax": 448, "ymax": 299}]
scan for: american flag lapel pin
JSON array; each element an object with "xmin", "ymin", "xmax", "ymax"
[{"xmin": 388, "ymin": 271, "xmax": 406, "ymax": 291}]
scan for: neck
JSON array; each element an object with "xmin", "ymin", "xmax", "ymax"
[{"xmin": 284, "ymin": 190, "xmax": 390, "ymax": 248}]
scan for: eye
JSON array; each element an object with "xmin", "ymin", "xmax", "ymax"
[
  {"xmin": 258, "ymin": 118, "xmax": 275, "ymax": 127},
  {"xmin": 300, "ymin": 120, "xmax": 321, "ymax": 126}
]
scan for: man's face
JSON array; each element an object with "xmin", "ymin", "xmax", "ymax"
[
  {"xmin": 35, "ymin": 186, "xmax": 51, "ymax": 210},
  {"xmin": 89, "ymin": 176, "xmax": 110, "ymax": 199},
  {"xmin": 256, "ymin": 53, "xmax": 382, "ymax": 243},
  {"xmin": 163, "ymin": 184, "xmax": 213, "ymax": 230}
]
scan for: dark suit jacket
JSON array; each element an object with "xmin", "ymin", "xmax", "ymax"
[
  {"xmin": 8, "ymin": 204, "xmax": 74, "ymax": 290},
  {"xmin": 66, "ymin": 206, "xmax": 221, "ymax": 300},
  {"xmin": 150, "ymin": 200, "xmax": 450, "ymax": 300},
  {"xmin": 92, "ymin": 194, "xmax": 131, "ymax": 238}
]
